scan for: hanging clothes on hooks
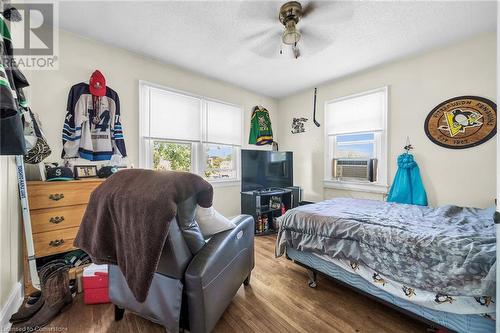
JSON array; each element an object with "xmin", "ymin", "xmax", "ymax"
[
  {"xmin": 2, "ymin": 6, "xmax": 22, "ymax": 22},
  {"xmin": 62, "ymin": 70, "xmax": 127, "ymax": 161},
  {"xmin": 249, "ymin": 105, "xmax": 273, "ymax": 145},
  {"xmin": 0, "ymin": 13, "xmax": 27, "ymax": 155},
  {"xmin": 387, "ymin": 138, "xmax": 428, "ymax": 206}
]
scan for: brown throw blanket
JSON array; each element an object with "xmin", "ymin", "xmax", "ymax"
[{"xmin": 74, "ymin": 169, "xmax": 213, "ymax": 302}]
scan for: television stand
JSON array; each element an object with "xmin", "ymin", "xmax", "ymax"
[{"xmin": 241, "ymin": 186, "xmax": 301, "ymax": 236}]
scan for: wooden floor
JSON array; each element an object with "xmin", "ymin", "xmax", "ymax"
[{"xmin": 46, "ymin": 236, "xmax": 428, "ymax": 333}]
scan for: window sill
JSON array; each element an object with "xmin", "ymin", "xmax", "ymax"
[
  {"xmin": 209, "ymin": 179, "xmax": 241, "ymax": 188},
  {"xmin": 323, "ymin": 179, "xmax": 388, "ymax": 194}
]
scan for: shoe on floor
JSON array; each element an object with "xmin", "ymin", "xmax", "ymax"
[{"xmin": 9, "ymin": 261, "xmax": 69, "ymax": 325}]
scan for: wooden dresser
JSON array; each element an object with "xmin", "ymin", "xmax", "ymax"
[{"xmin": 23, "ymin": 178, "xmax": 104, "ymax": 293}]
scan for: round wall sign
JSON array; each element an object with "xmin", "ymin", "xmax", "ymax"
[{"xmin": 424, "ymin": 96, "xmax": 496, "ymax": 149}]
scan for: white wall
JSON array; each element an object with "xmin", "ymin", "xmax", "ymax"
[
  {"xmin": 277, "ymin": 33, "xmax": 497, "ymax": 208},
  {"xmin": 27, "ymin": 30, "xmax": 278, "ymax": 217},
  {"xmin": 0, "ymin": 157, "xmax": 22, "ymax": 325}
]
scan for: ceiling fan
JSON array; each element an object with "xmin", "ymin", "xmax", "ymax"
[
  {"xmin": 279, "ymin": 1, "xmax": 308, "ymax": 59},
  {"xmin": 242, "ymin": 1, "xmax": 351, "ymax": 59}
]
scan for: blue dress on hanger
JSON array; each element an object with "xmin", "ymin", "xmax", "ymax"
[{"xmin": 387, "ymin": 153, "xmax": 428, "ymax": 206}]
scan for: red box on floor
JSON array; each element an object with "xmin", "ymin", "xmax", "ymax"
[
  {"xmin": 83, "ymin": 287, "xmax": 109, "ymax": 304},
  {"xmin": 83, "ymin": 272, "xmax": 109, "ymax": 304},
  {"xmin": 83, "ymin": 273, "xmax": 108, "ymax": 289}
]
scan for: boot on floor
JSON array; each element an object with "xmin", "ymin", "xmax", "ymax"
[
  {"xmin": 12, "ymin": 265, "xmax": 73, "ymax": 331},
  {"xmin": 9, "ymin": 260, "xmax": 68, "ymax": 324}
]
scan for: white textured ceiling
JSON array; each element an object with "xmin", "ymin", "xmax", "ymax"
[{"xmin": 59, "ymin": 1, "xmax": 497, "ymax": 98}]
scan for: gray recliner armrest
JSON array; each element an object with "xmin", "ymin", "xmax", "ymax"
[{"xmin": 185, "ymin": 214, "xmax": 254, "ymax": 333}]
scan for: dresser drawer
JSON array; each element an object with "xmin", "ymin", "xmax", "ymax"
[
  {"xmin": 34, "ymin": 227, "xmax": 80, "ymax": 258},
  {"xmin": 27, "ymin": 180, "xmax": 102, "ymax": 210},
  {"xmin": 30, "ymin": 205, "xmax": 86, "ymax": 234}
]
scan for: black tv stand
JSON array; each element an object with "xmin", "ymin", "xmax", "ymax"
[
  {"xmin": 241, "ymin": 186, "xmax": 301, "ymax": 236},
  {"xmin": 251, "ymin": 188, "xmax": 286, "ymax": 195}
]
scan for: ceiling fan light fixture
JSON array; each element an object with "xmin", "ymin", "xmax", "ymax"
[{"xmin": 282, "ymin": 20, "xmax": 301, "ymax": 45}]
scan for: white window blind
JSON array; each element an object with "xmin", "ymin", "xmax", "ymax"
[
  {"xmin": 140, "ymin": 82, "xmax": 243, "ymax": 183},
  {"xmin": 326, "ymin": 90, "xmax": 386, "ymax": 135},
  {"xmin": 206, "ymin": 100, "xmax": 242, "ymax": 146},
  {"xmin": 149, "ymin": 87, "xmax": 201, "ymax": 141}
]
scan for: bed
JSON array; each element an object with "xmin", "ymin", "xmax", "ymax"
[{"xmin": 275, "ymin": 198, "xmax": 496, "ymax": 333}]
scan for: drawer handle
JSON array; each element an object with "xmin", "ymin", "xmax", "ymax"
[
  {"xmin": 49, "ymin": 239, "xmax": 65, "ymax": 247},
  {"xmin": 49, "ymin": 193, "xmax": 64, "ymax": 201},
  {"xmin": 49, "ymin": 216, "xmax": 65, "ymax": 224}
]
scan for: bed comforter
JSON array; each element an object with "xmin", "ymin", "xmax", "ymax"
[{"xmin": 276, "ymin": 198, "xmax": 496, "ymax": 298}]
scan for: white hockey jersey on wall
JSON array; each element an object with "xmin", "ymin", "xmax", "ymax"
[{"xmin": 61, "ymin": 82, "xmax": 127, "ymax": 161}]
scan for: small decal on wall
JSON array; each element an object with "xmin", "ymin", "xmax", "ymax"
[
  {"xmin": 424, "ymin": 96, "xmax": 496, "ymax": 149},
  {"xmin": 291, "ymin": 117, "xmax": 308, "ymax": 134}
]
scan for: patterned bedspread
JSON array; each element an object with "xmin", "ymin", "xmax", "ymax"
[{"xmin": 276, "ymin": 198, "xmax": 496, "ymax": 298}]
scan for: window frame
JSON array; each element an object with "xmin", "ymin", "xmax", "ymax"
[
  {"xmin": 139, "ymin": 81, "xmax": 243, "ymax": 185},
  {"xmin": 323, "ymin": 86, "xmax": 389, "ymax": 194}
]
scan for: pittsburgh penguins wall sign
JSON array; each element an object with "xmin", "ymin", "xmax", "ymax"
[{"xmin": 424, "ymin": 96, "xmax": 496, "ymax": 149}]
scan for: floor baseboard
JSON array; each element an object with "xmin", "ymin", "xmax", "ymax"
[{"xmin": 0, "ymin": 282, "xmax": 23, "ymax": 332}]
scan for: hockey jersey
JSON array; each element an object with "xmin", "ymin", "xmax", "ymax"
[
  {"xmin": 249, "ymin": 106, "xmax": 273, "ymax": 145},
  {"xmin": 62, "ymin": 82, "xmax": 126, "ymax": 161}
]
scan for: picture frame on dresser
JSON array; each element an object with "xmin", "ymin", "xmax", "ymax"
[{"xmin": 74, "ymin": 165, "xmax": 98, "ymax": 179}]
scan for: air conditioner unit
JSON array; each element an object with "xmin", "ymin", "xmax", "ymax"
[{"xmin": 332, "ymin": 158, "xmax": 377, "ymax": 182}]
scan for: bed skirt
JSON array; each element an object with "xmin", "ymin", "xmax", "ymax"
[{"xmin": 286, "ymin": 247, "xmax": 495, "ymax": 333}]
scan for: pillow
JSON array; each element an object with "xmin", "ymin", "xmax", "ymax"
[{"xmin": 195, "ymin": 205, "xmax": 235, "ymax": 238}]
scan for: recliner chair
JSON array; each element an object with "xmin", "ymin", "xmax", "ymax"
[{"xmin": 108, "ymin": 195, "xmax": 254, "ymax": 333}]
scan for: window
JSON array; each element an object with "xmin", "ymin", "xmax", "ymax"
[
  {"xmin": 205, "ymin": 144, "xmax": 237, "ymax": 179},
  {"xmin": 153, "ymin": 141, "xmax": 192, "ymax": 172},
  {"xmin": 324, "ymin": 87, "xmax": 388, "ymax": 191},
  {"xmin": 139, "ymin": 82, "xmax": 242, "ymax": 183},
  {"xmin": 334, "ymin": 133, "xmax": 375, "ymax": 159}
]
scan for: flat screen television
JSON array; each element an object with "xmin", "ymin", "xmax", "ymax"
[{"xmin": 241, "ymin": 150, "xmax": 293, "ymax": 192}]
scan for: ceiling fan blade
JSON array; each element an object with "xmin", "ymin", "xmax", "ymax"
[
  {"xmin": 241, "ymin": 27, "xmax": 278, "ymax": 44},
  {"xmin": 301, "ymin": 1, "xmax": 354, "ymax": 25},
  {"xmin": 301, "ymin": 2, "xmax": 317, "ymax": 18},
  {"xmin": 238, "ymin": 1, "xmax": 280, "ymax": 24},
  {"xmin": 299, "ymin": 27, "xmax": 332, "ymax": 55},
  {"xmin": 249, "ymin": 30, "xmax": 282, "ymax": 58}
]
